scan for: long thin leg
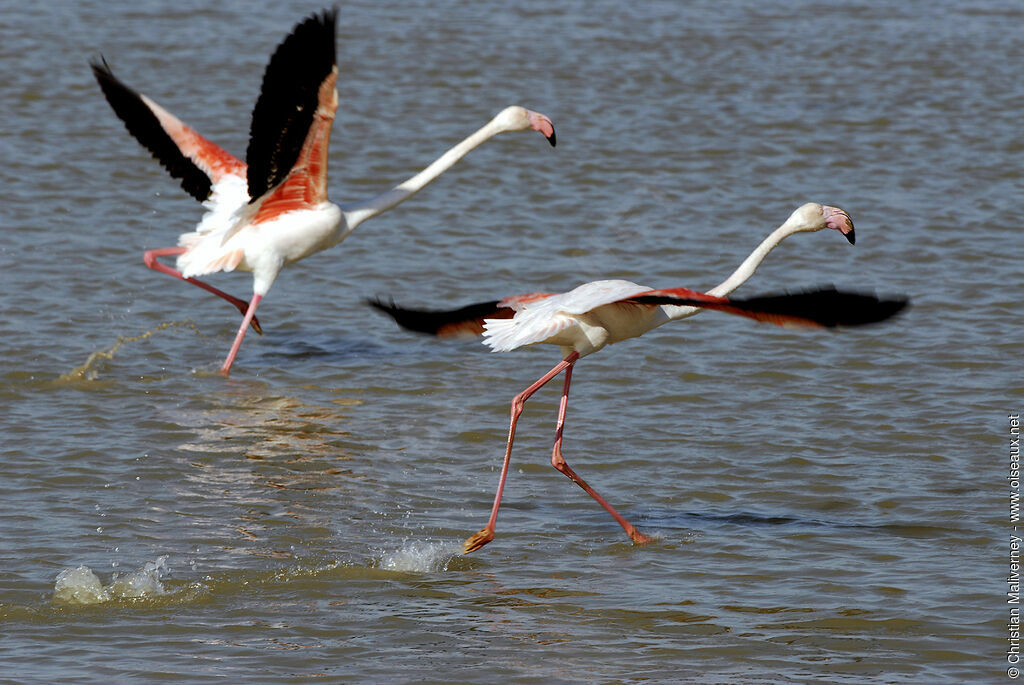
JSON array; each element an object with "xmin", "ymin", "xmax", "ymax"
[
  {"xmin": 464, "ymin": 351, "xmax": 580, "ymax": 553},
  {"xmin": 220, "ymin": 294, "xmax": 262, "ymax": 375},
  {"xmin": 551, "ymin": 363, "xmax": 652, "ymax": 545},
  {"xmin": 144, "ymin": 247, "xmax": 262, "ymax": 335}
]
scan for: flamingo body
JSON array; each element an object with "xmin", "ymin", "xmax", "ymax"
[
  {"xmin": 92, "ymin": 9, "xmax": 556, "ymax": 373},
  {"xmin": 370, "ymin": 203, "xmax": 906, "ymax": 553},
  {"xmin": 483, "ymin": 279, "xmax": 665, "ymax": 355},
  {"xmin": 179, "ymin": 200, "xmax": 344, "ymax": 295}
]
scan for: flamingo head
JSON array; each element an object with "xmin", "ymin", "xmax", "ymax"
[
  {"xmin": 493, "ymin": 106, "xmax": 557, "ymax": 147},
  {"xmin": 789, "ymin": 202, "xmax": 856, "ymax": 245}
]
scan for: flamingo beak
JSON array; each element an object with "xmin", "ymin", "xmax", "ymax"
[
  {"xmin": 823, "ymin": 205, "xmax": 855, "ymax": 245},
  {"xmin": 527, "ymin": 110, "xmax": 557, "ymax": 147}
]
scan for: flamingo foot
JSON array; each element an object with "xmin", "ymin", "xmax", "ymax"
[
  {"xmin": 628, "ymin": 529, "xmax": 654, "ymax": 545},
  {"xmin": 231, "ymin": 304, "xmax": 263, "ymax": 335},
  {"xmin": 463, "ymin": 528, "xmax": 494, "ymax": 554}
]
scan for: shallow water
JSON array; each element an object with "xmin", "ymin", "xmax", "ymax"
[{"xmin": 2, "ymin": 0, "xmax": 1018, "ymax": 682}]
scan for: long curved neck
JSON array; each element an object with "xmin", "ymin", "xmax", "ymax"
[
  {"xmin": 339, "ymin": 116, "xmax": 509, "ymax": 233},
  {"xmin": 706, "ymin": 221, "xmax": 798, "ymax": 298},
  {"xmin": 665, "ymin": 220, "xmax": 801, "ymax": 321}
]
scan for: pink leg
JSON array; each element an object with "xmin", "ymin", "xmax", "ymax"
[
  {"xmin": 464, "ymin": 351, "xmax": 580, "ymax": 553},
  {"xmin": 144, "ymin": 247, "xmax": 262, "ymax": 335},
  {"xmin": 550, "ymin": 362, "xmax": 652, "ymax": 545},
  {"xmin": 219, "ymin": 294, "xmax": 262, "ymax": 375}
]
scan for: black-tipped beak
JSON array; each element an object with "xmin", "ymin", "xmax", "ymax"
[
  {"xmin": 526, "ymin": 110, "xmax": 556, "ymax": 147},
  {"xmin": 823, "ymin": 206, "xmax": 856, "ymax": 245}
]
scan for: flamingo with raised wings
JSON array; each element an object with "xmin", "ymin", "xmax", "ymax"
[
  {"xmin": 91, "ymin": 9, "xmax": 556, "ymax": 374},
  {"xmin": 370, "ymin": 203, "xmax": 908, "ymax": 552}
]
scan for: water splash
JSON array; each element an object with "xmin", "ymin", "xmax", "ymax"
[
  {"xmin": 52, "ymin": 566, "xmax": 110, "ymax": 605},
  {"xmin": 52, "ymin": 556, "xmax": 169, "ymax": 605},
  {"xmin": 378, "ymin": 540, "xmax": 463, "ymax": 573},
  {"xmin": 58, "ymin": 321, "xmax": 199, "ymax": 381}
]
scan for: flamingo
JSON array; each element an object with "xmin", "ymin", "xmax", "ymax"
[
  {"xmin": 369, "ymin": 203, "xmax": 908, "ymax": 552},
  {"xmin": 91, "ymin": 9, "xmax": 556, "ymax": 374}
]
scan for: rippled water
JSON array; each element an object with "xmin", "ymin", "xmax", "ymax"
[{"xmin": 2, "ymin": 0, "xmax": 1018, "ymax": 681}]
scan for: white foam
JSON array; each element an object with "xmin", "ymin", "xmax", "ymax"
[
  {"xmin": 52, "ymin": 556, "xmax": 169, "ymax": 605},
  {"xmin": 378, "ymin": 540, "xmax": 462, "ymax": 573},
  {"xmin": 108, "ymin": 556, "xmax": 169, "ymax": 598}
]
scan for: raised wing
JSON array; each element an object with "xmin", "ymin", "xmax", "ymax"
[
  {"xmin": 628, "ymin": 286, "xmax": 909, "ymax": 328},
  {"xmin": 246, "ymin": 9, "xmax": 338, "ymax": 204},
  {"xmin": 91, "ymin": 59, "xmax": 245, "ymax": 202}
]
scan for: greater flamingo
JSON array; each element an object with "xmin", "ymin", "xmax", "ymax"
[
  {"xmin": 370, "ymin": 203, "xmax": 908, "ymax": 552},
  {"xmin": 91, "ymin": 9, "xmax": 556, "ymax": 374}
]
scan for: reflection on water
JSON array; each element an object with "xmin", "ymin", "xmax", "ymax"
[
  {"xmin": 176, "ymin": 391, "xmax": 359, "ymax": 462},
  {"xmin": 166, "ymin": 389, "xmax": 371, "ymax": 561}
]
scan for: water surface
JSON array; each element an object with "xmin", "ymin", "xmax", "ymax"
[{"xmin": 2, "ymin": 0, "xmax": 1018, "ymax": 681}]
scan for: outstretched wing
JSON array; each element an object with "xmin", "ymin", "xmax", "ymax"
[
  {"xmin": 246, "ymin": 9, "xmax": 338, "ymax": 204},
  {"xmin": 91, "ymin": 58, "xmax": 245, "ymax": 202},
  {"xmin": 368, "ymin": 292, "xmax": 554, "ymax": 339},
  {"xmin": 627, "ymin": 286, "xmax": 909, "ymax": 328},
  {"xmin": 369, "ymin": 299, "xmax": 510, "ymax": 338}
]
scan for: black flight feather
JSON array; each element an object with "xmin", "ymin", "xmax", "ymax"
[
  {"xmin": 630, "ymin": 287, "xmax": 909, "ymax": 328},
  {"xmin": 368, "ymin": 298, "xmax": 512, "ymax": 337},
  {"xmin": 90, "ymin": 58, "xmax": 213, "ymax": 202},
  {"xmin": 246, "ymin": 9, "xmax": 338, "ymax": 202}
]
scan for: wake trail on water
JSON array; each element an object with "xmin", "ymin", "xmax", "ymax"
[{"xmin": 57, "ymin": 320, "xmax": 200, "ymax": 381}]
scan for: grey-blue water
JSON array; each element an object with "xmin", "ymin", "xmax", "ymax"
[{"xmin": 2, "ymin": 1, "xmax": 1018, "ymax": 682}]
